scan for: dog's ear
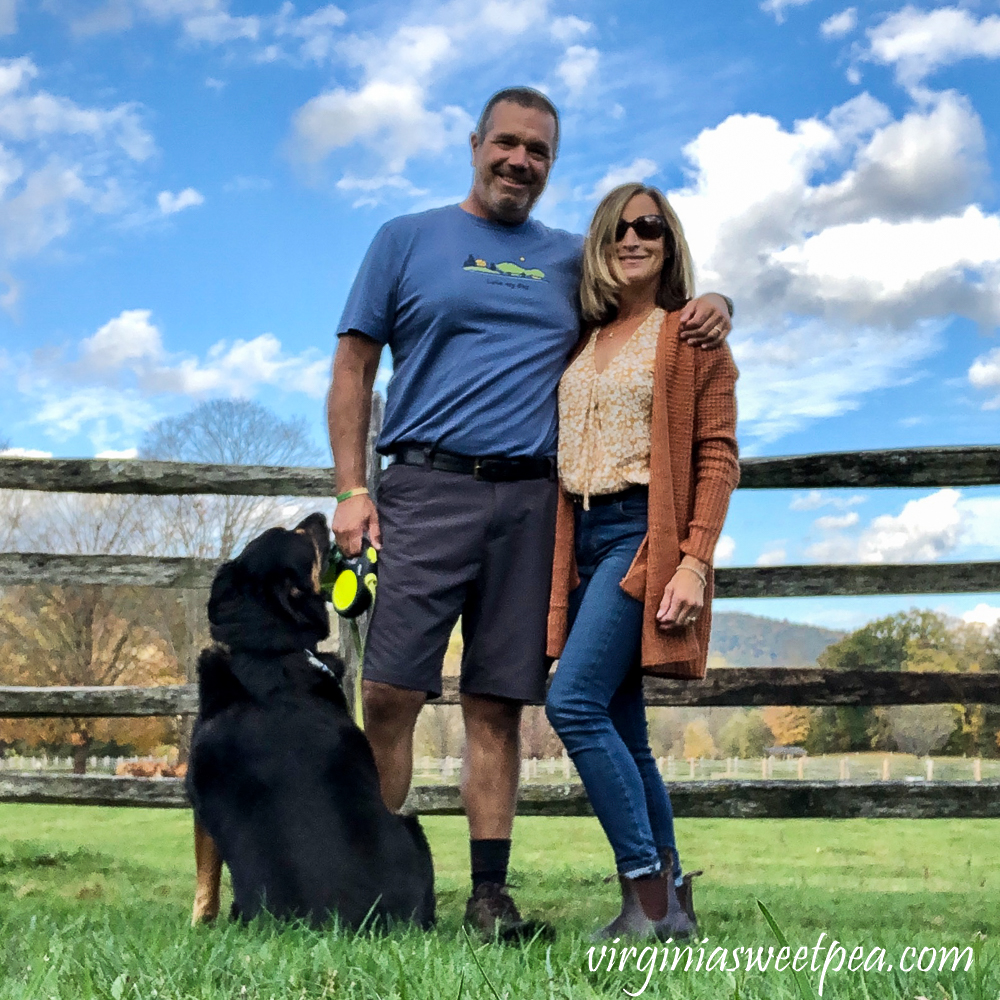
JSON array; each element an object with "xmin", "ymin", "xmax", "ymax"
[{"xmin": 274, "ymin": 573, "xmax": 314, "ymax": 626}]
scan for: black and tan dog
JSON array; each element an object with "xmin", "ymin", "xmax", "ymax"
[{"xmin": 187, "ymin": 512, "xmax": 435, "ymax": 929}]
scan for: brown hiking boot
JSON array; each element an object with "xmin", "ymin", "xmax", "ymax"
[{"xmin": 463, "ymin": 882, "xmax": 555, "ymax": 944}]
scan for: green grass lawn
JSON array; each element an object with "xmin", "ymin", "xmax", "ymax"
[{"xmin": 0, "ymin": 805, "xmax": 997, "ymax": 999}]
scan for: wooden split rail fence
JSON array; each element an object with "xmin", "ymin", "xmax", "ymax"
[{"xmin": 1, "ymin": 412, "xmax": 999, "ymax": 819}]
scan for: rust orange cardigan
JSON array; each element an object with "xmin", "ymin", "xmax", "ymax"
[{"xmin": 546, "ymin": 310, "xmax": 740, "ymax": 680}]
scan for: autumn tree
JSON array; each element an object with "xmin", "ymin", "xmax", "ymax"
[
  {"xmin": 683, "ymin": 718, "xmax": 717, "ymax": 759},
  {"xmin": 0, "ymin": 493, "xmax": 184, "ymax": 771},
  {"xmin": 761, "ymin": 706, "xmax": 812, "ymax": 747}
]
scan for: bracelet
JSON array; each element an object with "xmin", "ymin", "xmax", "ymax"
[
  {"xmin": 676, "ymin": 564, "xmax": 707, "ymax": 588},
  {"xmin": 335, "ymin": 486, "xmax": 369, "ymax": 503}
]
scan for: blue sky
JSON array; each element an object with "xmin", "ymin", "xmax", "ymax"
[{"xmin": 0, "ymin": 0, "xmax": 998, "ymax": 630}]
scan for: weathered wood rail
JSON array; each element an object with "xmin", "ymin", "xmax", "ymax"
[
  {"xmin": 3, "ymin": 553, "xmax": 998, "ymax": 597},
  {"xmin": 1, "ymin": 773, "xmax": 997, "ymax": 819},
  {"xmin": 2, "ymin": 445, "xmax": 998, "ymax": 493},
  {"xmin": 2, "ymin": 438, "xmax": 999, "ymax": 818},
  {"xmin": 3, "ymin": 669, "xmax": 998, "ymax": 717}
]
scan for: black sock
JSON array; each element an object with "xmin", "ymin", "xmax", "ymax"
[{"xmin": 470, "ymin": 838, "xmax": 511, "ymax": 890}]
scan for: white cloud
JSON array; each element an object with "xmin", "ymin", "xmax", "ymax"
[
  {"xmin": 668, "ymin": 90, "xmax": 1000, "ymax": 445},
  {"xmin": 804, "ymin": 489, "xmax": 1000, "ymax": 564},
  {"xmin": 715, "ymin": 534, "xmax": 736, "ymax": 565},
  {"xmin": 962, "ymin": 604, "xmax": 1000, "ymax": 631},
  {"xmin": 294, "ymin": 80, "xmax": 470, "ymax": 174},
  {"xmin": 71, "ymin": 309, "xmax": 329, "ymax": 399},
  {"xmin": 95, "ymin": 447, "xmax": 138, "ymax": 459},
  {"xmin": 969, "ymin": 347, "xmax": 1000, "ymax": 410},
  {"xmin": 556, "ymin": 45, "xmax": 599, "ymax": 100},
  {"xmin": 289, "ymin": 0, "xmax": 554, "ymax": 187},
  {"xmin": 760, "ymin": 0, "xmax": 814, "ymax": 25},
  {"xmin": 790, "ymin": 491, "xmax": 866, "ymax": 512},
  {"xmin": 0, "ymin": 0, "xmax": 17, "ymax": 36},
  {"xmin": 205, "ymin": 76, "xmax": 225, "ymax": 90},
  {"xmin": 550, "ymin": 15, "xmax": 591, "ymax": 44},
  {"xmin": 959, "ymin": 495, "xmax": 1000, "ymax": 550},
  {"xmin": 1, "ymin": 447, "xmax": 52, "ymax": 458},
  {"xmin": 157, "ymin": 187, "xmax": 204, "ymax": 215},
  {"xmin": 0, "ymin": 56, "xmax": 155, "ymax": 267},
  {"xmin": 590, "ymin": 158, "xmax": 657, "ymax": 199},
  {"xmin": 821, "ymin": 7, "xmax": 856, "ymax": 40},
  {"xmin": 857, "ymin": 489, "xmax": 964, "ymax": 562},
  {"xmin": 273, "ymin": 2, "xmax": 346, "ymax": 63},
  {"xmin": 63, "ymin": 0, "xmax": 349, "ymax": 63},
  {"xmin": 865, "ymin": 6, "xmax": 1000, "ymax": 90},
  {"xmin": 757, "ymin": 546, "xmax": 787, "ymax": 566},
  {"xmin": 12, "ymin": 308, "xmax": 331, "ymax": 450},
  {"xmin": 137, "ymin": 0, "xmax": 259, "ymax": 42},
  {"xmin": 815, "ymin": 512, "xmax": 859, "ymax": 531}
]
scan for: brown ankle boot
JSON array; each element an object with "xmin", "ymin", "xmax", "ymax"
[
  {"xmin": 592, "ymin": 876, "xmax": 656, "ymax": 940},
  {"xmin": 657, "ymin": 849, "xmax": 701, "ymax": 940},
  {"xmin": 631, "ymin": 873, "xmax": 669, "ymax": 922}
]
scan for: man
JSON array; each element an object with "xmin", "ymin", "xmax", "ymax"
[{"xmin": 328, "ymin": 87, "xmax": 732, "ymax": 940}]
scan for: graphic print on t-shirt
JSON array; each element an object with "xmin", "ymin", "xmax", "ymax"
[{"xmin": 462, "ymin": 253, "xmax": 546, "ymax": 281}]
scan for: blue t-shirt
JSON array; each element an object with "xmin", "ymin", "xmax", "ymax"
[{"xmin": 337, "ymin": 204, "xmax": 583, "ymax": 458}]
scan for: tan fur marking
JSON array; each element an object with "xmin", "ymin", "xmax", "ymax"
[{"xmin": 192, "ymin": 820, "xmax": 222, "ymax": 925}]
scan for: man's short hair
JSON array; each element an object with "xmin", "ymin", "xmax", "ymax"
[{"xmin": 475, "ymin": 87, "xmax": 560, "ymax": 158}]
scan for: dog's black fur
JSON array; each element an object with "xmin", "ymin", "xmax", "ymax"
[{"xmin": 186, "ymin": 512, "xmax": 435, "ymax": 929}]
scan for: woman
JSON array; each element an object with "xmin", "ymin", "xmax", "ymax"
[{"xmin": 545, "ymin": 183, "xmax": 739, "ymax": 940}]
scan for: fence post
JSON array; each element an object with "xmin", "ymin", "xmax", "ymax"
[
  {"xmin": 973, "ymin": 758, "xmax": 982, "ymax": 781},
  {"xmin": 882, "ymin": 757, "xmax": 890, "ymax": 781},
  {"xmin": 338, "ymin": 393, "xmax": 384, "ymax": 724},
  {"xmin": 178, "ymin": 587, "xmax": 205, "ymax": 764},
  {"xmin": 926, "ymin": 758, "xmax": 933, "ymax": 781},
  {"xmin": 797, "ymin": 756, "xmax": 805, "ymax": 779}
]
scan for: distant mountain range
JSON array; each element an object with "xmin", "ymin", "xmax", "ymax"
[{"xmin": 708, "ymin": 612, "xmax": 846, "ymax": 668}]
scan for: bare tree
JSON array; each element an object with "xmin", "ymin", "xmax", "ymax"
[
  {"xmin": 139, "ymin": 399, "xmax": 324, "ymax": 559},
  {"xmin": 0, "ymin": 435, "xmax": 33, "ymax": 552}
]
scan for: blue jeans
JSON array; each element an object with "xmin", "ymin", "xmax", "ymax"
[{"xmin": 545, "ymin": 491, "xmax": 681, "ymax": 880}]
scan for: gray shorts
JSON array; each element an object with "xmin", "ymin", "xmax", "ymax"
[{"xmin": 363, "ymin": 463, "xmax": 558, "ymax": 704}]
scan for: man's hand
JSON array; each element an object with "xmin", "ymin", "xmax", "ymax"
[
  {"xmin": 679, "ymin": 293, "xmax": 732, "ymax": 349},
  {"xmin": 332, "ymin": 493, "xmax": 381, "ymax": 557},
  {"xmin": 656, "ymin": 560, "xmax": 707, "ymax": 630}
]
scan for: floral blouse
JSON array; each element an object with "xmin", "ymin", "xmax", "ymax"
[{"xmin": 557, "ymin": 307, "xmax": 663, "ymax": 508}]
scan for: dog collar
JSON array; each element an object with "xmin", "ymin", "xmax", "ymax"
[{"xmin": 304, "ymin": 649, "xmax": 336, "ymax": 678}]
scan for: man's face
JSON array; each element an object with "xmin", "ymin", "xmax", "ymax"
[{"xmin": 467, "ymin": 102, "xmax": 556, "ymax": 225}]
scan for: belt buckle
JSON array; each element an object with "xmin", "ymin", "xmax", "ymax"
[{"xmin": 473, "ymin": 457, "xmax": 504, "ymax": 481}]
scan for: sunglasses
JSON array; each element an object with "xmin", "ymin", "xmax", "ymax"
[{"xmin": 614, "ymin": 214, "xmax": 668, "ymax": 242}]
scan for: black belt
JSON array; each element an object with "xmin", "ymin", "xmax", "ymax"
[
  {"xmin": 570, "ymin": 485, "xmax": 648, "ymax": 506},
  {"xmin": 387, "ymin": 446, "xmax": 556, "ymax": 482}
]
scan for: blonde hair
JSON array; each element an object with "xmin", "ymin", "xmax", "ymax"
[{"xmin": 580, "ymin": 183, "xmax": 695, "ymax": 324}]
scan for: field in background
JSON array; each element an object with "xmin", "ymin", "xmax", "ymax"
[{"xmin": 0, "ymin": 804, "xmax": 997, "ymax": 999}]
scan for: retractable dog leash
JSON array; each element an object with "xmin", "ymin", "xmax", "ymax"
[{"xmin": 321, "ymin": 538, "xmax": 378, "ymax": 723}]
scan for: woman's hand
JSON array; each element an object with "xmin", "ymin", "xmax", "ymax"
[{"xmin": 656, "ymin": 559, "xmax": 708, "ymax": 630}]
